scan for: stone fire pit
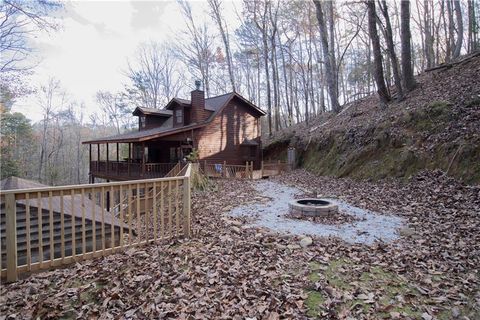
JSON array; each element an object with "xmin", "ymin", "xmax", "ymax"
[{"xmin": 289, "ymin": 198, "xmax": 338, "ymax": 217}]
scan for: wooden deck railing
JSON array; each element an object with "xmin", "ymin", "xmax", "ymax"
[
  {"xmin": 201, "ymin": 161, "xmax": 253, "ymax": 179},
  {"xmin": 200, "ymin": 160, "xmax": 289, "ymax": 179},
  {"xmin": 0, "ymin": 164, "xmax": 192, "ymax": 282},
  {"xmin": 90, "ymin": 161, "xmax": 178, "ymax": 180},
  {"xmin": 261, "ymin": 160, "xmax": 289, "ymax": 177}
]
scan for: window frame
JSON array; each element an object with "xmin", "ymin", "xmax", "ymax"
[{"xmin": 175, "ymin": 108, "xmax": 183, "ymax": 125}]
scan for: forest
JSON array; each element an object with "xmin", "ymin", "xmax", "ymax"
[
  {"xmin": 1, "ymin": 1, "xmax": 480, "ymax": 319},
  {"xmin": 1, "ymin": 0, "xmax": 479, "ymax": 186}
]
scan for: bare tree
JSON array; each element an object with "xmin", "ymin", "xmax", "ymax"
[
  {"xmin": 124, "ymin": 42, "xmax": 165, "ymax": 109},
  {"xmin": 378, "ymin": 0, "xmax": 404, "ymax": 100},
  {"xmin": 207, "ymin": 0, "xmax": 236, "ymax": 91},
  {"xmin": 453, "ymin": 0, "xmax": 464, "ymax": 58},
  {"xmin": 367, "ymin": 0, "xmax": 390, "ymax": 105},
  {"xmin": 313, "ymin": 0, "xmax": 340, "ymax": 112},
  {"xmin": 467, "ymin": 0, "xmax": 478, "ymax": 52},
  {"xmin": 177, "ymin": 0, "xmax": 216, "ymax": 97},
  {"xmin": 401, "ymin": 0, "xmax": 416, "ymax": 91},
  {"xmin": 36, "ymin": 78, "xmax": 66, "ymax": 183},
  {"xmin": 0, "ymin": 0, "xmax": 61, "ymax": 74},
  {"xmin": 96, "ymin": 91, "xmax": 134, "ymax": 134}
]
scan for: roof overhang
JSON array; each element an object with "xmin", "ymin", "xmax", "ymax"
[
  {"xmin": 82, "ymin": 123, "xmax": 203, "ymax": 144},
  {"xmin": 132, "ymin": 107, "xmax": 173, "ymax": 117},
  {"xmin": 165, "ymin": 98, "xmax": 191, "ymax": 110}
]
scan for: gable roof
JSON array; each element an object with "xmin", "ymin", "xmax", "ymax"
[
  {"xmin": 1, "ymin": 177, "xmax": 128, "ymax": 229},
  {"xmin": 83, "ymin": 92, "xmax": 265, "ymax": 144},
  {"xmin": 132, "ymin": 106, "xmax": 173, "ymax": 117}
]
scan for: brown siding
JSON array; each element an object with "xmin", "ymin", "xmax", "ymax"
[
  {"xmin": 142, "ymin": 115, "xmax": 169, "ymax": 130},
  {"xmin": 195, "ymin": 99, "xmax": 261, "ymax": 166}
]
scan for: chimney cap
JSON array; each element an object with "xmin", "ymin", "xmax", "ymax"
[{"xmin": 194, "ymin": 80, "xmax": 201, "ymax": 90}]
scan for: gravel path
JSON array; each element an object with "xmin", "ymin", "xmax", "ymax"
[{"xmin": 230, "ymin": 180, "xmax": 404, "ymax": 244}]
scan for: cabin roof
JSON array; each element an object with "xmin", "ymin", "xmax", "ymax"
[
  {"xmin": 1, "ymin": 176, "xmax": 128, "ymax": 229},
  {"xmin": 83, "ymin": 92, "xmax": 265, "ymax": 144},
  {"xmin": 132, "ymin": 107, "xmax": 173, "ymax": 117},
  {"xmin": 240, "ymin": 138, "xmax": 259, "ymax": 146}
]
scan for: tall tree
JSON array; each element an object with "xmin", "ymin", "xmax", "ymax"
[
  {"xmin": 207, "ymin": 0, "xmax": 236, "ymax": 91},
  {"xmin": 125, "ymin": 42, "xmax": 167, "ymax": 109},
  {"xmin": 467, "ymin": 0, "xmax": 478, "ymax": 52},
  {"xmin": 0, "ymin": 108, "xmax": 35, "ymax": 179},
  {"xmin": 96, "ymin": 91, "xmax": 133, "ymax": 134},
  {"xmin": 401, "ymin": 0, "xmax": 416, "ymax": 91},
  {"xmin": 0, "ymin": 0, "xmax": 61, "ymax": 74},
  {"xmin": 177, "ymin": 0, "xmax": 216, "ymax": 97},
  {"xmin": 367, "ymin": 0, "xmax": 390, "ymax": 105},
  {"xmin": 379, "ymin": 0, "xmax": 404, "ymax": 100},
  {"xmin": 453, "ymin": 0, "xmax": 464, "ymax": 58},
  {"xmin": 313, "ymin": 0, "xmax": 340, "ymax": 113}
]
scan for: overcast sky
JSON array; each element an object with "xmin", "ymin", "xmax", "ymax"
[{"xmin": 13, "ymin": 0, "xmax": 240, "ymax": 123}]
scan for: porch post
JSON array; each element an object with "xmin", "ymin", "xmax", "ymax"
[
  {"xmin": 141, "ymin": 142, "xmax": 145, "ymax": 177},
  {"xmin": 89, "ymin": 144, "xmax": 92, "ymax": 174},
  {"xmin": 106, "ymin": 143, "xmax": 109, "ymax": 174},
  {"xmin": 5, "ymin": 193, "xmax": 18, "ymax": 282},
  {"xmin": 128, "ymin": 143, "xmax": 131, "ymax": 178},
  {"xmin": 97, "ymin": 144, "xmax": 100, "ymax": 173},
  {"xmin": 116, "ymin": 143, "xmax": 119, "ymax": 176}
]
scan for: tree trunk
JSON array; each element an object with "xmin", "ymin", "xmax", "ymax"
[
  {"xmin": 313, "ymin": 0, "xmax": 340, "ymax": 113},
  {"xmin": 446, "ymin": 0, "xmax": 455, "ymax": 61},
  {"xmin": 367, "ymin": 0, "xmax": 390, "ymax": 105},
  {"xmin": 208, "ymin": 0, "xmax": 236, "ymax": 91},
  {"xmin": 401, "ymin": 0, "xmax": 416, "ymax": 91},
  {"xmin": 467, "ymin": 0, "xmax": 478, "ymax": 52},
  {"xmin": 453, "ymin": 0, "xmax": 464, "ymax": 58},
  {"xmin": 380, "ymin": 0, "xmax": 404, "ymax": 100}
]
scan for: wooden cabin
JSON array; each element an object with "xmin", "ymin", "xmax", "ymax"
[
  {"xmin": 0, "ymin": 177, "xmax": 130, "ymax": 267},
  {"xmin": 83, "ymin": 82, "xmax": 266, "ymax": 182}
]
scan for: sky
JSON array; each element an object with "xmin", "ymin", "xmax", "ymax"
[{"xmin": 12, "ymin": 0, "xmax": 241, "ymax": 123}]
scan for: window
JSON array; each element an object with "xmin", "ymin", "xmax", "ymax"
[
  {"xmin": 140, "ymin": 116, "xmax": 146, "ymax": 128},
  {"xmin": 175, "ymin": 109, "xmax": 183, "ymax": 124}
]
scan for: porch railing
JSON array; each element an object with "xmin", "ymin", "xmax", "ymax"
[
  {"xmin": 261, "ymin": 160, "xmax": 289, "ymax": 177},
  {"xmin": 0, "ymin": 164, "xmax": 192, "ymax": 282},
  {"xmin": 90, "ymin": 161, "xmax": 178, "ymax": 180},
  {"xmin": 201, "ymin": 161, "xmax": 253, "ymax": 179}
]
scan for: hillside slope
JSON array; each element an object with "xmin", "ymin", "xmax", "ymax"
[{"xmin": 264, "ymin": 52, "xmax": 480, "ymax": 184}]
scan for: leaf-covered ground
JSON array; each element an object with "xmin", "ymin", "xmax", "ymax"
[{"xmin": 1, "ymin": 170, "xmax": 479, "ymax": 319}]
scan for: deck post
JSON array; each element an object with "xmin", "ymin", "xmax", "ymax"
[
  {"xmin": 106, "ymin": 180, "xmax": 110, "ymax": 212},
  {"xmin": 97, "ymin": 144, "xmax": 100, "ymax": 172},
  {"xmin": 106, "ymin": 143, "xmax": 109, "ymax": 174},
  {"xmin": 5, "ymin": 193, "xmax": 18, "ymax": 282},
  {"xmin": 223, "ymin": 161, "xmax": 226, "ymax": 178},
  {"xmin": 89, "ymin": 144, "xmax": 92, "ymax": 176},
  {"xmin": 261, "ymin": 160, "xmax": 264, "ymax": 177},
  {"xmin": 182, "ymin": 174, "xmax": 191, "ymax": 237},
  {"xmin": 128, "ymin": 143, "xmax": 131, "ymax": 178},
  {"xmin": 141, "ymin": 142, "xmax": 146, "ymax": 177},
  {"xmin": 116, "ymin": 143, "xmax": 119, "ymax": 176}
]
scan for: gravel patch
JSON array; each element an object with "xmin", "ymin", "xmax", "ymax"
[{"xmin": 229, "ymin": 180, "xmax": 404, "ymax": 244}]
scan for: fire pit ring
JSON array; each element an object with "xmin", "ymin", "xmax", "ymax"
[{"xmin": 288, "ymin": 198, "xmax": 338, "ymax": 217}]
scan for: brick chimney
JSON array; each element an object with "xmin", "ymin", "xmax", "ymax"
[{"xmin": 190, "ymin": 80, "xmax": 209, "ymax": 123}]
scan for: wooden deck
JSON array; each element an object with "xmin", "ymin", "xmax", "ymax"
[
  {"xmin": 0, "ymin": 164, "xmax": 192, "ymax": 282},
  {"xmin": 90, "ymin": 161, "xmax": 178, "ymax": 181}
]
